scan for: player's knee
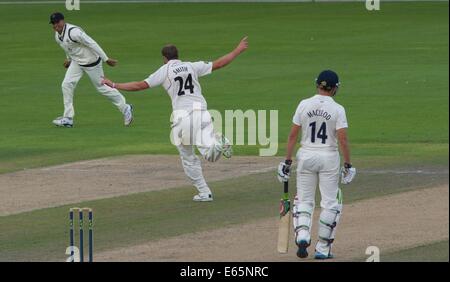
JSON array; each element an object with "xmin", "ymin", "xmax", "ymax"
[
  {"xmin": 321, "ymin": 199, "xmax": 340, "ymax": 211},
  {"xmin": 318, "ymin": 208, "xmax": 340, "ymax": 244},
  {"xmin": 96, "ymin": 85, "xmax": 111, "ymax": 94},
  {"xmin": 62, "ymin": 80, "xmax": 76, "ymax": 91},
  {"xmin": 180, "ymin": 154, "xmax": 198, "ymax": 166}
]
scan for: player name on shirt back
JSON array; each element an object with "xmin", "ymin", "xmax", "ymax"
[
  {"xmin": 173, "ymin": 66, "xmax": 189, "ymax": 75},
  {"xmin": 306, "ymin": 109, "xmax": 332, "ymax": 120}
]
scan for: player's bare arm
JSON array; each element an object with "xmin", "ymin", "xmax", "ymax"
[
  {"xmin": 337, "ymin": 128, "xmax": 351, "ymax": 164},
  {"xmin": 286, "ymin": 124, "xmax": 301, "ymax": 161},
  {"xmin": 277, "ymin": 124, "xmax": 300, "ymax": 182},
  {"xmin": 212, "ymin": 36, "xmax": 248, "ymax": 71},
  {"xmin": 101, "ymin": 77, "xmax": 149, "ymax": 91},
  {"xmin": 337, "ymin": 127, "xmax": 356, "ymax": 184}
]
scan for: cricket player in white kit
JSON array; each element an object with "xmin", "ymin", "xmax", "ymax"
[
  {"xmin": 49, "ymin": 12, "xmax": 133, "ymax": 127},
  {"xmin": 278, "ymin": 70, "xmax": 356, "ymax": 259},
  {"xmin": 101, "ymin": 37, "xmax": 249, "ymax": 201}
]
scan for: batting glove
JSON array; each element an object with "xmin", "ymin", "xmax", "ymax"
[
  {"xmin": 341, "ymin": 163, "xmax": 356, "ymax": 184},
  {"xmin": 277, "ymin": 159, "xmax": 292, "ymax": 183}
]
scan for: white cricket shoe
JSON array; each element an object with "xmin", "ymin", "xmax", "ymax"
[
  {"xmin": 52, "ymin": 116, "xmax": 73, "ymax": 128},
  {"xmin": 123, "ymin": 104, "xmax": 134, "ymax": 126},
  {"xmin": 193, "ymin": 193, "xmax": 213, "ymax": 202},
  {"xmin": 314, "ymin": 251, "xmax": 334, "ymax": 260}
]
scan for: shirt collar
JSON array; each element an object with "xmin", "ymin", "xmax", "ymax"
[
  {"xmin": 58, "ymin": 24, "xmax": 67, "ymax": 41},
  {"xmin": 314, "ymin": 94, "xmax": 334, "ymax": 100}
]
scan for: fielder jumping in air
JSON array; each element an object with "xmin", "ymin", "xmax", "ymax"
[
  {"xmin": 50, "ymin": 12, "xmax": 133, "ymax": 128},
  {"xmin": 101, "ymin": 37, "xmax": 249, "ymax": 201},
  {"xmin": 278, "ymin": 70, "xmax": 356, "ymax": 259}
]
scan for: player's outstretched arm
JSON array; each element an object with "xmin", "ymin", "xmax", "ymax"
[
  {"xmin": 101, "ymin": 77, "xmax": 149, "ymax": 91},
  {"xmin": 212, "ymin": 36, "xmax": 248, "ymax": 71}
]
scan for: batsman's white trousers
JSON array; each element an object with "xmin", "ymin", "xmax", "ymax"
[
  {"xmin": 296, "ymin": 148, "xmax": 341, "ymax": 211},
  {"xmin": 61, "ymin": 61, "xmax": 127, "ymax": 118},
  {"xmin": 172, "ymin": 109, "xmax": 221, "ymax": 195},
  {"xmin": 295, "ymin": 148, "xmax": 343, "ymax": 254}
]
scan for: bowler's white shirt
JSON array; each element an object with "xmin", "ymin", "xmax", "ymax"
[
  {"xmin": 55, "ymin": 23, "xmax": 108, "ymax": 66},
  {"xmin": 144, "ymin": 60, "xmax": 212, "ymax": 111},
  {"xmin": 293, "ymin": 94, "xmax": 348, "ymax": 151}
]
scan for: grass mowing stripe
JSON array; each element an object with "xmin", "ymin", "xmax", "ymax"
[
  {"xmin": 0, "ymin": 142, "xmax": 447, "ymax": 174},
  {"xmin": 0, "ymin": 172, "xmax": 281, "ymax": 261},
  {"xmin": 0, "ymin": 2, "xmax": 448, "ymax": 172},
  {"xmin": 374, "ymin": 240, "xmax": 449, "ymax": 262},
  {"xmin": 0, "ymin": 162, "xmax": 447, "ymax": 261}
]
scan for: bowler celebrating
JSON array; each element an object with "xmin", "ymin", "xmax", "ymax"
[
  {"xmin": 278, "ymin": 70, "xmax": 356, "ymax": 259},
  {"xmin": 50, "ymin": 12, "xmax": 133, "ymax": 127},
  {"xmin": 102, "ymin": 37, "xmax": 248, "ymax": 201}
]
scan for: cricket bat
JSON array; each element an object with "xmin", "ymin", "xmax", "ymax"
[{"xmin": 277, "ymin": 181, "xmax": 291, "ymax": 253}]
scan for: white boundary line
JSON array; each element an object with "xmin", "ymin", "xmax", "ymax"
[{"xmin": 0, "ymin": 0, "xmax": 447, "ymax": 4}]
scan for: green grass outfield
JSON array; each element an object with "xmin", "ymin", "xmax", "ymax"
[
  {"xmin": 0, "ymin": 1, "xmax": 448, "ymax": 262},
  {"xmin": 0, "ymin": 1, "xmax": 448, "ymax": 173},
  {"xmin": 379, "ymin": 240, "xmax": 449, "ymax": 262}
]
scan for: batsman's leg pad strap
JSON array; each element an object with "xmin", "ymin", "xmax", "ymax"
[
  {"xmin": 293, "ymin": 202, "xmax": 314, "ymax": 242},
  {"xmin": 318, "ymin": 208, "xmax": 341, "ymax": 245}
]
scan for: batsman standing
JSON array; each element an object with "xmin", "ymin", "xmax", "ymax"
[
  {"xmin": 101, "ymin": 37, "xmax": 248, "ymax": 201},
  {"xmin": 277, "ymin": 70, "xmax": 356, "ymax": 259},
  {"xmin": 50, "ymin": 12, "xmax": 133, "ymax": 127}
]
